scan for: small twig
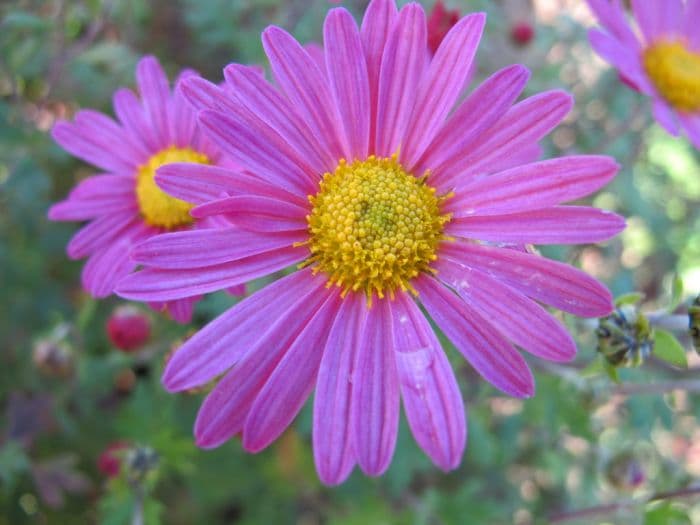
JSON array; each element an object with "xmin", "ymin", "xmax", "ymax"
[
  {"xmin": 131, "ymin": 484, "xmax": 144, "ymax": 525},
  {"xmin": 41, "ymin": 0, "xmax": 115, "ymax": 104},
  {"xmin": 612, "ymin": 379, "xmax": 700, "ymax": 396},
  {"xmin": 549, "ymin": 484, "xmax": 700, "ymax": 523},
  {"xmin": 646, "ymin": 313, "xmax": 689, "ymax": 334}
]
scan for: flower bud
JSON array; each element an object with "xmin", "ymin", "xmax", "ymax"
[
  {"xmin": 32, "ymin": 324, "xmax": 75, "ymax": 378},
  {"xmin": 510, "ymin": 21, "xmax": 535, "ymax": 47},
  {"xmin": 124, "ymin": 446, "xmax": 159, "ymax": 483},
  {"xmin": 427, "ymin": 0, "xmax": 460, "ymax": 55},
  {"xmin": 605, "ymin": 451, "xmax": 646, "ymax": 491},
  {"xmin": 690, "ymin": 295, "xmax": 700, "ymax": 354},
  {"xmin": 106, "ymin": 306, "xmax": 151, "ymax": 352},
  {"xmin": 97, "ymin": 442, "xmax": 129, "ymax": 478},
  {"xmin": 596, "ymin": 305, "xmax": 653, "ymax": 367},
  {"xmin": 114, "ymin": 368, "xmax": 137, "ymax": 395}
]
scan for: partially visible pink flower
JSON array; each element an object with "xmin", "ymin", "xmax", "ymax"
[
  {"xmin": 48, "ymin": 55, "xmax": 244, "ymax": 323},
  {"xmin": 586, "ymin": 0, "xmax": 700, "ymax": 148},
  {"xmin": 427, "ymin": 0, "xmax": 460, "ymax": 54},
  {"xmin": 117, "ymin": 0, "xmax": 622, "ymax": 484}
]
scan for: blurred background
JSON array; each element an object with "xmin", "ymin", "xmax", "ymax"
[{"xmin": 1, "ymin": 0, "xmax": 699, "ymax": 523}]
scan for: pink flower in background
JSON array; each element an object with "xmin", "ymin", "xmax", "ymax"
[
  {"xmin": 427, "ymin": 0, "xmax": 460, "ymax": 54},
  {"xmin": 117, "ymin": 0, "xmax": 623, "ymax": 484},
  {"xmin": 48, "ymin": 55, "xmax": 244, "ymax": 323},
  {"xmin": 586, "ymin": 0, "xmax": 700, "ymax": 148}
]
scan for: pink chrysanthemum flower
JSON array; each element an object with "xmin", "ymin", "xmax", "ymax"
[
  {"xmin": 48, "ymin": 55, "xmax": 244, "ymax": 323},
  {"xmin": 586, "ymin": 0, "xmax": 700, "ymax": 148},
  {"xmin": 117, "ymin": 1, "xmax": 624, "ymax": 483}
]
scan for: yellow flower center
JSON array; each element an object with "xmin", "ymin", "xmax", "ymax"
[
  {"xmin": 304, "ymin": 155, "xmax": 451, "ymax": 303},
  {"xmin": 135, "ymin": 146, "xmax": 209, "ymax": 229},
  {"xmin": 643, "ymin": 40, "xmax": 700, "ymax": 112}
]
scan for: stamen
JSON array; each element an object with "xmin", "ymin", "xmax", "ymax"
[
  {"xmin": 135, "ymin": 146, "xmax": 210, "ymax": 229},
  {"xmin": 643, "ymin": 40, "xmax": 700, "ymax": 112},
  {"xmin": 305, "ymin": 154, "xmax": 451, "ymax": 303}
]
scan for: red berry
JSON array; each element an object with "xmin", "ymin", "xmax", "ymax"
[
  {"xmin": 97, "ymin": 442, "xmax": 129, "ymax": 478},
  {"xmin": 427, "ymin": 0, "xmax": 460, "ymax": 55},
  {"xmin": 106, "ymin": 306, "xmax": 151, "ymax": 352},
  {"xmin": 511, "ymin": 21, "xmax": 535, "ymax": 46}
]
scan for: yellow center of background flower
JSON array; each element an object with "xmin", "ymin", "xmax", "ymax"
[
  {"xmin": 135, "ymin": 146, "xmax": 209, "ymax": 229},
  {"xmin": 305, "ymin": 155, "xmax": 451, "ymax": 302},
  {"xmin": 643, "ymin": 41, "xmax": 700, "ymax": 112}
]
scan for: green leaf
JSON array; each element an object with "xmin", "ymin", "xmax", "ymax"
[
  {"xmin": 669, "ymin": 274, "xmax": 684, "ymax": 312},
  {"xmin": 654, "ymin": 329, "xmax": 688, "ymax": 368},
  {"xmin": 644, "ymin": 501, "xmax": 691, "ymax": 525},
  {"xmin": 603, "ymin": 359, "xmax": 621, "ymax": 383},
  {"xmin": 615, "ymin": 292, "xmax": 644, "ymax": 307},
  {"xmin": 580, "ymin": 358, "xmax": 605, "ymax": 377},
  {"xmin": 0, "ymin": 441, "xmax": 30, "ymax": 489},
  {"xmin": 2, "ymin": 11, "xmax": 50, "ymax": 31}
]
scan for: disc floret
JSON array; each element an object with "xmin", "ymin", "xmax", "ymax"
[
  {"xmin": 135, "ymin": 146, "xmax": 209, "ymax": 229},
  {"xmin": 305, "ymin": 155, "xmax": 451, "ymax": 302},
  {"xmin": 643, "ymin": 41, "xmax": 700, "ymax": 112}
]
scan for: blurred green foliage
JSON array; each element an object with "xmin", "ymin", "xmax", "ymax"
[{"xmin": 1, "ymin": 1, "xmax": 699, "ymax": 524}]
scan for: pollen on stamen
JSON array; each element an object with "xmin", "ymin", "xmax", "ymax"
[
  {"xmin": 135, "ymin": 146, "xmax": 210, "ymax": 229},
  {"xmin": 643, "ymin": 40, "xmax": 700, "ymax": 112},
  {"xmin": 304, "ymin": 154, "xmax": 452, "ymax": 305}
]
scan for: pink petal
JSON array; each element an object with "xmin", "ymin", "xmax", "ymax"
[
  {"xmin": 304, "ymin": 42, "xmax": 326, "ymax": 70},
  {"xmin": 433, "ymin": 90, "xmax": 574, "ymax": 188},
  {"xmin": 74, "ymin": 110, "xmax": 148, "ymax": 166},
  {"xmin": 162, "ymin": 268, "xmax": 324, "ymax": 391},
  {"xmin": 49, "ymin": 175, "xmax": 136, "ymax": 221},
  {"xmin": 51, "ymin": 120, "xmax": 135, "ymax": 176},
  {"xmin": 447, "ymin": 206, "xmax": 625, "ymax": 244},
  {"xmin": 191, "ymin": 195, "xmax": 307, "ymax": 232},
  {"xmin": 586, "ymin": 0, "xmax": 640, "ymax": 48},
  {"xmin": 115, "ymin": 245, "xmax": 308, "ymax": 301},
  {"xmin": 227, "ymin": 283, "xmax": 246, "ymax": 296},
  {"xmin": 686, "ymin": 0, "xmax": 700, "ymax": 49},
  {"xmin": 113, "ymin": 87, "xmax": 159, "ymax": 152},
  {"xmin": 680, "ymin": 114, "xmax": 700, "ymax": 149},
  {"xmin": 632, "ymin": 0, "xmax": 682, "ymax": 43},
  {"xmin": 447, "ymin": 156, "xmax": 618, "ymax": 218},
  {"xmin": 262, "ymin": 26, "xmax": 348, "ymax": 161},
  {"xmin": 587, "ymin": 29, "xmax": 652, "ymax": 95},
  {"xmin": 155, "ymin": 163, "xmax": 307, "ymax": 208},
  {"xmin": 131, "ymin": 228, "xmax": 306, "ymax": 269},
  {"xmin": 243, "ymin": 289, "xmax": 342, "ymax": 452},
  {"xmin": 136, "ymin": 55, "xmax": 171, "ymax": 148},
  {"xmin": 351, "ymin": 298, "xmax": 400, "ymax": 476},
  {"xmin": 66, "ymin": 211, "xmax": 138, "ymax": 259},
  {"xmin": 198, "ymin": 109, "xmax": 317, "ymax": 197},
  {"xmin": 441, "ymin": 242, "xmax": 614, "ymax": 317},
  {"xmin": 436, "ymin": 259, "xmax": 577, "ymax": 362},
  {"xmin": 375, "ymin": 3, "xmax": 427, "ymax": 156},
  {"xmin": 415, "ymin": 274, "xmax": 534, "ymax": 398},
  {"xmin": 360, "ymin": 0, "xmax": 398, "ymax": 152},
  {"xmin": 391, "ymin": 292, "xmax": 466, "ymax": 471},
  {"xmin": 652, "ymin": 99, "xmax": 680, "ymax": 136},
  {"xmin": 81, "ymin": 231, "xmax": 141, "ymax": 297},
  {"xmin": 324, "ymin": 8, "xmax": 370, "ymax": 161},
  {"xmin": 194, "ymin": 278, "xmax": 334, "ymax": 448},
  {"xmin": 313, "ymin": 293, "xmax": 368, "ymax": 485},
  {"xmin": 166, "ymin": 296, "xmax": 197, "ymax": 324},
  {"xmin": 486, "ymin": 143, "xmax": 542, "ymax": 173},
  {"xmin": 400, "ymin": 13, "xmax": 486, "ymax": 167},
  {"xmin": 417, "ymin": 64, "xmax": 530, "ymax": 179},
  {"xmin": 223, "ymin": 64, "xmax": 336, "ymax": 174}
]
